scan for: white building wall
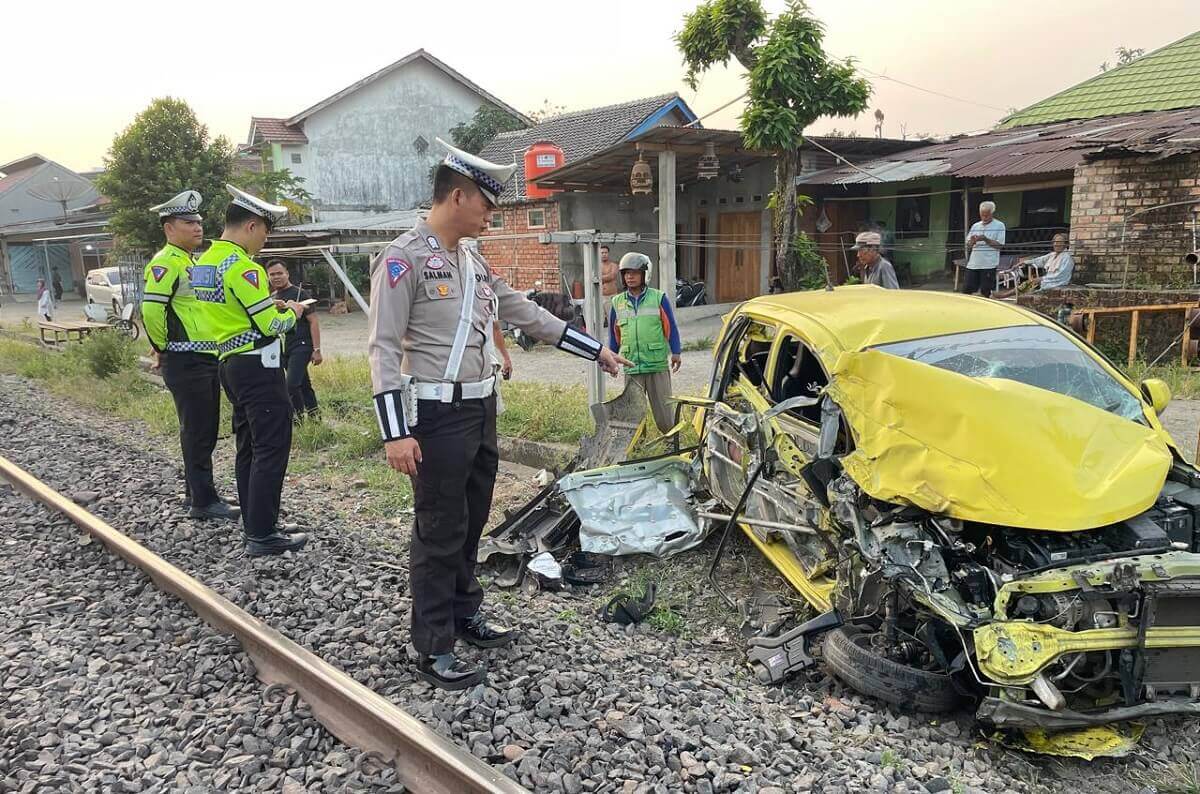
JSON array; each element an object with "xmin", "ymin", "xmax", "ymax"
[
  {"xmin": 301, "ymin": 59, "xmax": 501, "ymax": 213},
  {"xmin": 279, "ymin": 143, "xmax": 313, "ymax": 185}
]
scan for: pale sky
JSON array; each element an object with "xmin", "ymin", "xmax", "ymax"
[{"xmin": 4, "ymin": 0, "xmax": 1199, "ymax": 172}]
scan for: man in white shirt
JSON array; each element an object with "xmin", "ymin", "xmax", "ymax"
[{"xmin": 962, "ymin": 201, "xmax": 1006, "ymax": 298}]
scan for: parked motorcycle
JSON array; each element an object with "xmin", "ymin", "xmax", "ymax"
[
  {"xmin": 676, "ymin": 276, "xmax": 707, "ymax": 307},
  {"xmin": 505, "ymin": 280, "xmax": 584, "ymax": 351}
]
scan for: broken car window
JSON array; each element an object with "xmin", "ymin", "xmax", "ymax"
[{"xmin": 874, "ymin": 325, "xmax": 1144, "ymax": 421}]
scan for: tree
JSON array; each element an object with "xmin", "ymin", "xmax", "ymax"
[
  {"xmin": 450, "ymin": 105, "xmax": 529, "ymax": 155},
  {"xmin": 678, "ymin": 0, "xmax": 871, "ymax": 290},
  {"xmin": 95, "ymin": 98, "xmax": 235, "ymax": 253},
  {"xmin": 1100, "ymin": 46, "xmax": 1144, "ymax": 72},
  {"xmin": 234, "ymin": 166, "xmax": 314, "ymax": 225},
  {"xmin": 527, "ymin": 99, "xmax": 568, "ymax": 123}
]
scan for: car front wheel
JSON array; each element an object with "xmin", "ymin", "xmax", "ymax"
[{"xmin": 823, "ymin": 625, "xmax": 961, "ymax": 713}]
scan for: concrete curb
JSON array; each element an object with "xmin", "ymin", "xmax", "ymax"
[{"xmin": 496, "ymin": 436, "xmax": 576, "ymax": 473}]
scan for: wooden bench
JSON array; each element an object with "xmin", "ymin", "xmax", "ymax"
[{"xmin": 38, "ymin": 320, "xmax": 112, "ymax": 347}]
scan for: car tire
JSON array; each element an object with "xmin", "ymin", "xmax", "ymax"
[{"xmin": 823, "ymin": 625, "xmax": 961, "ymax": 713}]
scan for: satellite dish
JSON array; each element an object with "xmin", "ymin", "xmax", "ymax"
[{"xmin": 27, "ymin": 175, "xmax": 91, "ymax": 218}]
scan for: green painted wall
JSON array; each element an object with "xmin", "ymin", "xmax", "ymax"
[{"xmin": 868, "ymin": 177, "xmax": 953, "ymax": 278}]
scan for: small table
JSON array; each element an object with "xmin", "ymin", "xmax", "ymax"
[{"xmin": 38, "ymin": 320, "xmax": 111, "ymax": 347}]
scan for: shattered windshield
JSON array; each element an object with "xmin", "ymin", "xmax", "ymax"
[{"xmin": 874, "ymin": 325, "xmax": 1145, "ymax": 421}]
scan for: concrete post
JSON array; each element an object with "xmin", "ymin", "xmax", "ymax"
[
  {"xmin": 581, "ymin": 241, "xmax": 604, "ymax": 407},
  {"xmin": 657, "ymin": 150, "xmax": 677, "ymax": 306}
]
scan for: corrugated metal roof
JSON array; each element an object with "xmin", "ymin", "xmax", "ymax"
[
  {"xmin": 1002, "ymin": 31, "xmax": 1200, "ymax": 128},
  {"xmin": 797, "ymin": 107, "xmax": 1200, "ymax": 185}
]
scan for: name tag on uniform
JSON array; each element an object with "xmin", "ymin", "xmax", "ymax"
[
  {"xmin": 191, "ymin": 265, "xmax": 218, "ymax": 288},
  {"xmin": 424, "ymin": 282, "xmax": 459, "ymax": 300}
]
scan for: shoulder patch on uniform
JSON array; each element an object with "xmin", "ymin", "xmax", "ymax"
[
  {"xmin": 150, "ymin": 265, "xmax": 168, "ymax": 282},
  {"xmin": 426, "ymin": 255, "xmax": 445, "ymax": 270},
  {"xmin": 426, "ymin": 235, "xmax": 441, "ymax": 251},
  {"xmin": 242, "ymin": 270, "xmax": 260, "ymax": 289},
  {"xmin": 387, "ymin": 258, "xmax": 411, "ymax": 288}
]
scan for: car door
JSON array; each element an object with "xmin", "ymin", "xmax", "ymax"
[{"xmin": 701, "ymin": 313, "xmax": 838, "ymax": 580}]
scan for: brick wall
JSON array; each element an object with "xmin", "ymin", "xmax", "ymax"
[
  {"xmin": 1070, "ymin": 152, "xmax": 1200, "ymax": 285},
  {"xmin": 478, "ymin": 199, "xmax": 563, "ymax": 290}
]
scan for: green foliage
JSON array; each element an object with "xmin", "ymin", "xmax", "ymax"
[
  {"xmin": 233, "ymin": 165, "xmax": 313, "ymax": 225},
  {"xmin": 95, "ymin": 98, "xmax": 235, "ymax": 252},
  {"xmin": 785, "ymin": 232, "xmax": 831, "ymax": 291},
  {"xmin": 450, "ymin": 105, "xmax": 529, "ymax": 155},
  {"xmin": 677, "ymin": 1, "xmax": 869, "ymax": 289},
  {"xmin": 67, "ymin": 331, "xmax": 139, "ymax": 378}
]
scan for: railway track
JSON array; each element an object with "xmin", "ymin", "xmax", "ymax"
[{"xmin": 0, "ymin": 454, "xmax": 527, "ymax": 794}]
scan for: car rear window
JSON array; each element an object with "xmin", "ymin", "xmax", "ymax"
[{"xmin": 874, "ymin": 325, "xmax": 1144, "ymax": 421}]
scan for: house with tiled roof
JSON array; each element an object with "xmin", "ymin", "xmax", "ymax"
[
  {"xmin": 245, "ymin": 49, "xmax": 528, "ymax": 221},
  {"xmin": 476, "ymin": 94, "xmax": 698, "ymax": 291}
]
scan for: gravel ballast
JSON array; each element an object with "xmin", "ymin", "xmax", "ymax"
[{"xmin": 3, "ymin": 371, "xmax": 1199, "ymax": 792}]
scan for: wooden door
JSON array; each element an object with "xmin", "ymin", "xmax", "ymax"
[{"xmin": 717, "ymin": 212, "xmax": 761, "ymax": 302}]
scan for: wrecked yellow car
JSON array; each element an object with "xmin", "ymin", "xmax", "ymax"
[{"xmin": 690, "ymin": 286, "xmax": 1200, "ymax": 734}]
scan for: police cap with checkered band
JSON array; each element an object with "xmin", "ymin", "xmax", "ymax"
[
  {"xmin": 225, "ymin": 184, "xmax": 288, "ymax": 227},
  {"xmin": 435, "ymin": 137, "xmax": 517, "ymax": 207},
  {"xmin": 149, "ymin": 190, "xmax": 203, "ymax": 222}
]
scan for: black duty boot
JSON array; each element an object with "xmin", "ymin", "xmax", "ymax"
[
  {"xmin": 189, "ymin": 501, "xmax": 242, "ymax": 521},
  {"xmin": 245, "ymin": 531, "xmax": 308, "ymax": 557},
  {"xmin": 416, "ymin": 652, "xmax": 484, "ymax": 690},
  {"xmin": 458, "ymin": 612, "xmax": 518, "ymax": 648},
  {"xmin": 183, "ymin": 494, "xmax": 238, "ymax": 509}
]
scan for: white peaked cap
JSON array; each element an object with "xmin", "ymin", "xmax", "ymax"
[
  {"xmin": 436, "ymin": 137, "xmax": 517, "ymax": 206},
  {"xmin": 150, "ymin": 189, "xmax": 202, "ymax": 221},
  {"xmin": 225, "ymin": 184, "xmax": 288, "ymax": 226}
]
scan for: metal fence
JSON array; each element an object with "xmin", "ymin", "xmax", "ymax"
[{"xmin": 117, "ymin": 252, "xmax": 149, "ymax": 316}]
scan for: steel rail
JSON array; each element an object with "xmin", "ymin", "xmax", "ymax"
[{"xmin": 0, "ymin": 454, "xmax": 527, "ymax": 794}]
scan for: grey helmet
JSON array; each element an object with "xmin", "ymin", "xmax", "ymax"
[{"xmin": 618, "ymin": 252, "xmax": 652, "ymax": 276}]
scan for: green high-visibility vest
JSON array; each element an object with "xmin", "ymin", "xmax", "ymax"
[
  {"xmin": 612, "ymin": 287, "xmax": 668, "ymax": 375},
  {"xmin": 191, "ymin": 239, "xmax": 296, "ymax": 360},
  {"xmin": 141, "ymin": 243, "xmax": 216, "ymax": 355}
]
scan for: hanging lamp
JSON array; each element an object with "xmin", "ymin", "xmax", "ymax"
[
  {"xmin": 630, "ymin": 152, "xmax": 653, "ymax": 194},
  {"xmin": 697, "ymin": 141, "xmax": 720, "ymax": 180}
]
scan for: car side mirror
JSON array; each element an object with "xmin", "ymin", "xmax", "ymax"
[{"xmin": 1140, "ymin": 378, "xmax": 1172, "ymax": 415}]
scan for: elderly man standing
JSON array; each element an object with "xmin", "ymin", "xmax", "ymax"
[
  {"xmin": 851, "ymin": 231, "xmax": 899, "ymax": 289},
  {"xmin": 963, "ymin": 201, "xmax": 1006, "ymax": 297}
]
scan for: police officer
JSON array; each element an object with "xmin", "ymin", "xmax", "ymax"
[
  {"xmin": 141, "ymin": 190, "xmax": 239, "ymax": 521},
  {"xmin": 368, "ymin": 139, "xmax": 630, "ymax": 690},
  {"xmin": 192, "ymin": 184, "xmax": 309, "ymax": 557}
]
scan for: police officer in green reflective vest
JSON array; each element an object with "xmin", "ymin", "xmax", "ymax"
[
  {"xmin": 142, "ymin": 190, "xmax": 240, "ymax": 522},
  {"xmin": 192, "ymin": 184, "xmax": 309, "ymax": 557},
  {"xmin": 607, "ymin": 252, "xmax": 683, "ymax": 433}
]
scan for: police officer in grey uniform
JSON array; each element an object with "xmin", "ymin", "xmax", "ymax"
[{"xmin": 368, "ymin": 139, "xmax": 630, "ymax": 690}]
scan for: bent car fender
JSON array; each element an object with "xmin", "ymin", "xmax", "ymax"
[{"xmin": 826, "ymin": 349, "xmax": 1172, "ymax": 531}]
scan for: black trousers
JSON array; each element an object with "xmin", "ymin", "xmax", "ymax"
[
  {"xmin": 218, "ymin": 355, "xmax": 293, "ymax": 539},
  {"xmin": 284, "ymin": 343, "xmax": 319, "ymax": 418},
  {"xmin": 160, "ymin": 352, "xmax": 221, "ymax": 507},
  {"xmin": 409, "ymin": 395, "xmax": 499, "ymax": 655},
  {"xmin": 961, "ymin": 267, "xmax": 996, "ymax": 297}
]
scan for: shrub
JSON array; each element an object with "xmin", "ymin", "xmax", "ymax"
[{"xmin": 69, "ymin": 331, "xmax": 138, "ymax": 379}]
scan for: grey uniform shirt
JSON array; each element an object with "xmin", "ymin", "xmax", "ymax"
[
  {"xmin": 368, "ymin": 221, "xmax": 600, "ymax": 440},
  {"xmin": 864, "ymin": 257, "xmax": 900, "ymax": 289}
]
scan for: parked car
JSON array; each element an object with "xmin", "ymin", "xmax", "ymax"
[
  {"xmin": 85, "ymin": 267, "xmax": 125, "ymax": 313},
  {"xmin": 687, "ymin": 285, "xmax": 1199, "ymax": 737}
]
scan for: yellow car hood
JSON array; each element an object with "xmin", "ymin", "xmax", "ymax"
[{"xmin": 827, "ymin": 350, "xmax": 1173, "ymax": 531}]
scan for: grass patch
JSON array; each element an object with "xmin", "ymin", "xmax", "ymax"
[
  {"xmin": 1124, "ymin": 361, "xmax": 1200, "ymax": 400},
  {"xmin": 1131, "ymin": 762, "xmax": 1200, "ymax": 794},
  {"xmin": 681, "ymin": 336, "xmax": 714, "ymax": 352},
  {"xmin": 604, "ymin": 567, "xmax": 691, "ymax": 637},
  {"xmin": 0, "ymin": 341, "xmax": 588, "ymax": 520}
]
